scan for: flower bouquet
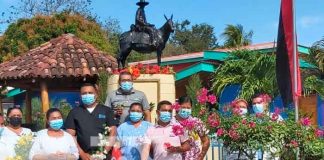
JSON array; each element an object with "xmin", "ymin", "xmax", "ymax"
[
  {"xmin": 91, "ymin": 126, "xmax": 111, "ymax": 160},
  {"xmin": 6, "ymin": 133, "xmax": 34, "ymax": 160}
]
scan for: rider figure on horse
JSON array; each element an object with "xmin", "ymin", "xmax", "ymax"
[{"xmin": 131, "ymin": 0, "xmax": 157, "ymax": 46}]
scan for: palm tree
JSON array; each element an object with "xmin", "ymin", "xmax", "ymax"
[
  {"xmin": 312, "ymin": 37, "xmax": 324, "ymax": 72},
  {"xmin": 221, "ymin": 24, "xmax": 253, "ymax": 48},
  {"xmin": 212, "ymin": 50, "xmax": 277, "ymax": 101}
]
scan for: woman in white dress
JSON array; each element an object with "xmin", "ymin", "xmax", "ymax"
[
  {"xmin": 29, "ymin": 108, "xmax": 79, "ymax": 160},
  {"xmin": 0, "ymin": 107, "xmax": 32, "ymax": 157},
  {"xmin": 0, "ymin": 113, "xmax": 10, "ymax": 160}
]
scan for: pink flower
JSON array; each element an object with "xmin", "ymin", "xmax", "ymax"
[
  {"xmin": 259, "ymin": 94, "xmax": 272, "ymax": 103},
  {"xmin": 207, "ymin": 114, "xmax": 220, "ymax": 128},
  {"xmin": 216, "ymin": 128, "xmax": 224, "ymax": 136},
  {"xmin": 248, "ymin": 121, "xmax": 256, "ymax": 128},
  {"xmin": 171, "ymin": 102, "xmax": 181, "ymax": 111},
  {"xmin": 197, "ymin": 95, "xmax": 208, "ymax": 104},
  {"xmin": 242, "ymin": 119, "xmax": 247, "ymax": 125},
  {"xmin": 300, "ymin": 117, "xmax": 311, "ymax": 126},
  {"xmin": 208, "ymin": 94, "xmax": 217, "ymax": 104},
  {"xmin": 290, "ymin": 140, "xmax": 298, "ymax": 148},
  {"xmin": 315, "ymin": 129, "xmax": 324, "ymax": 137},
  {"xmin": 229, "ymin": 129, "xmax": 240, "ymax": 140},
  {"xmin": 271, "ymin": 113, "xmax": 279, "ymax": 121},
  {"xmin": 231, "ymin": 123, "xmax": 239, "ymax": 129},
  {"xmin": 172, "ymin": 125, "xmax": 184, "ymax": 136},
  {"xmin": 200, "ymin": 88, "xmax": 208, "ymax": 97},
  {"xmin": 180, "ymin": 119, "xmax": 197, "ymax": 131},
  {"xmin": 164, "ymin": 142, "xmax": 171, "ymax": 149}
]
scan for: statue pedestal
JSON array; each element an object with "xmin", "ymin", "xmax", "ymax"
[{"xmin": 107, "ymin": 74, "xmax": 176, "ymax": 123}]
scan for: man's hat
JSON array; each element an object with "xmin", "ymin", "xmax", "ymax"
[{"xmin": 136, "ymin": 0, "xmax": 149, "ymax": 7}]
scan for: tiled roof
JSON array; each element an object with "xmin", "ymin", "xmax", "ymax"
[{"xmin": 0, "ymin": 34, "xmax": 117, "ymax": 80}]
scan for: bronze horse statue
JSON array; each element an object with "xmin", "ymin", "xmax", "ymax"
[{"xmin": 117, "ymin": 15, "xmax": 174, "ymax": 68}]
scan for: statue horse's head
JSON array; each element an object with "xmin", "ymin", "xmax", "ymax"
[{"xmin": 163, "ymin": 14, "xmax": 175, "ymax": 33}]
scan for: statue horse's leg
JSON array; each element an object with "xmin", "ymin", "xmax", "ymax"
[
  {"xmin": 117, "ymin": 43, "xmax": 132, "ymax": 69},
  {"xmin": 157, "ymin": 50, "xmax": 162, "ymax": 66}
]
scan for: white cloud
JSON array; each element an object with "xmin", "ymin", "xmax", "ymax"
[{"xmin": 299, "ymin": 16, "xmax": 321, "ymax": 28}]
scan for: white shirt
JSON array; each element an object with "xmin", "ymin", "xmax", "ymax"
[
  {"xmin": 0, "ymin": 139, "xmax": 10, "ymax": 160},
  {"xmin": 0, "ymin": 127, "xmax": 32, "ymax": 157},
  {"xmin": 29, "ymin": 129, "xmax": 79, "ymax": 160}
]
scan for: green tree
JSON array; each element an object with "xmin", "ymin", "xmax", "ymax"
[
  {"xmin": 221, "ymin": 24, "xmax": 253, "ymax": 48},
  {"xmin": 311, "ymin": 37, "xmax": 324, "ymax": 72},
  {"xmin": 212, "ymin": 50, "xmax": 277, "ymax": 101},
  {"xmin": 170, "ymin": 19, "xmax": 218, "ymax": 53},
  {"xmin": 0, "ymin": 12, "xmax": 114, "ymax": 62}
]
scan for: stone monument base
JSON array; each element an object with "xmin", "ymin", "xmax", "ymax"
[{"xmin": 107, "ymin": 74, "xmax": 176, "ymax": 123}]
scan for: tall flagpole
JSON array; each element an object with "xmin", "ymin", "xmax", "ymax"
[{"xmin": 292, "ymin": 0, "xmax": 299, "ymax": 159}]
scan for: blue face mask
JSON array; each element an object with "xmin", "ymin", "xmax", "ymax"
[
  {"xmin": 0, "ymin": 127, "xmax": 4, "ymax": 136},
  {"xmin": 178, "ymin": 108, "xmax": 191, "ymax": 119},
  {"xmin": 253, "ymin": 104, "xmax": 264, "ymax": 113},
  {"xmin": 49, "ymin": 119, "xmax": 63, "ymax": 130},
  {"xmin": 159, "ymin": 111, "xmax": 172, "ymax": 123},
  {"xmin": 129, "ymin": 112, "xmax": 143, "ymax": 122},
  {"xmin": 81, "ymin": 94, "xmax": 96, "ymax": 105},
  {"xmin": 120, "ymin": 81, "xmax": 133, "ymax": 92}
]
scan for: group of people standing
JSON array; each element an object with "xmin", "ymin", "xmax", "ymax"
[{"xmin": 0, "ymin": 71, "xmax": 210, "ymax": 160}]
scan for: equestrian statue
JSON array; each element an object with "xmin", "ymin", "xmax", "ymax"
[{"xmin": 117, "ymin": 0, "xmax": 175, "ymax": 68}]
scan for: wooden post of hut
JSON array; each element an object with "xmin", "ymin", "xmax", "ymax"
[
  {"xmin": 25, "ymin": 90, "xmax": 32, "ymax": 123},
  {"xmin": 40, "ymin": 82, "xmax": 50, "ymax": 113}
]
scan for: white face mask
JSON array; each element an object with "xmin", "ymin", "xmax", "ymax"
[{"xmin": 240, "ymin": 108, "xmax": 248, "ymax": 115}]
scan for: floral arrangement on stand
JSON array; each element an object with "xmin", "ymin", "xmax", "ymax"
[
  {"xmin": 91, "ymin": 125, "xmax": 111, "ymax": 160},
  {"xmin": 113, "ymin": 63, "xmax": 174, "ymax": 79},
  {"xmin": 6, "ymin": 133, "xmax": 34, "ymax": 160}
]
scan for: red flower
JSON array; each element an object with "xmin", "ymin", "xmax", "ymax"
[
  {"xmin": 248, "ymin": 121, "xmax": 256, "ymax": 128},
  {"xmin": 172, "ymin": 125, "xmax": 185, "ymax": 136},
  {"xmin": 315, "ymin": 129, "xmax": 324, "ymax": 138},
  {"xmin": 171, "ymin": 102, "xmax": 181, "ymax": 111},
  {"xmin": 150, "ymin": 65, "xmax": 160, "ymax": 74},
  {"xmin": 271, "ymin": 113, "xmax": 279, "ymax": 121},
  {"xmin": 164, "ymin": 142, "xmax": 171, "ymax": 149},
  {"xmin": 300, "ymin": 117, "xmax": 311, "ymax": 126},
  {"xmin": 161, "ymin": 66, "xmax": 170, "ymax": 74},
  {"xmin": 290, "ymin": 140, "xmax": 298, "ymax": 148},
  {"xmin": 113, "ymin": 68, "xmax": 120, "ymax": 74},
  {"xmin": 200, "ymin": 88, "xmax": 208, "ymax": 97},
  {"xmin": 229, "ymin": 129, "xmax": 240, "ymax": 140},
  {"xmin": 242, "ymin": 119, "xmax": 247, "ymax": 125},
  {"xmin": 132, "ymin": 67, "xmax": 140, "ymax": 79},
  {"xmin": 137, "ymin": 63, "xmax": 144, "ymax": 69},
  {"xmin": 216, "ymin": 128, "xmax": 224, "ymax": 136},
  {"xmin": 208, "ymin": 94, "xmax": 217, "ymax": 104}
]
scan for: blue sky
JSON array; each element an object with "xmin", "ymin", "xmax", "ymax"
[{"xmin": 1, "ymin": 0, "xmax": 323, "ymax": 46}]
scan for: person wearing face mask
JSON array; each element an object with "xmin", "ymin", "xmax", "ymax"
[
  {"xmin": 251, "ymin": 94, "xmax": 283, "ymax": 121},
  {"xmin": 116, "ymin": 102, "xmax": 153, "ymax": 160},
  {"xmin": 251, "ymin": 93, "xmax": 282, "ymax": 160},
  {"xmin": 65, "ymin": 83, "xmax": 118, "ymax": 160},
  {"xmin": 0, "ymin": 107, "xmax": 32, "ymax": 157},
  {"xmin": 171, "ymin": 96, "xmax": 210, "ymax": 160},
  {"xmin": 29, "ymin": 108, "xmax": 79, "ymax": 160},
  {"xmin": 141, "ymin": 100, "xmax": 190, "ymax": 160},
  {"xmin": 105, "ymin": 71, "xmax": 150, "ymax": 124},
  {"xmin": 232, "ymin": 99, "xmax": 249, "ymax": 116}
]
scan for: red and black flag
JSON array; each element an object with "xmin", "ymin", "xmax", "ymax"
[{"xmin": 276, "ymin": 0, "xmax": 301, "ymax": 107}]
